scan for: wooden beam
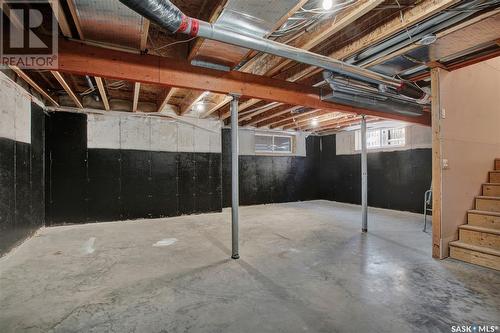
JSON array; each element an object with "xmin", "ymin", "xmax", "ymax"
[
  {"xmin": 268, "ymin": 109, "xmax": 327, "ymax": 129},
  {"xmin": 240, "ymin": 102, "xmax": 284, "ymax": 122},
  {"xmin": 140, "ymin": 19, "xmax": 150, "ymax": 51},
  {"xmin": 288, "ymin": 0, "xmax": 461, "ymax": 82},
  {"xmin": 49, "ymin": 0, "xmax": 72, "ymax": 37},
  {"xmin": 132, "ymin": 82, "xmax": 141, "ymax": 112},
  {"xmin": 245, "ymin": 0, "xmax": 384, "ymax": 78},
  {"xmin": 157, "ymin": 88, "xmax": 176, "ymax": 113},
  {"xmin": 66, "ymin": 0, "xmax": 84, "ymax": 39},
  {"xmin": 431, "ymin": 68, "xmax": 443, "ymax": 259},
  {"xmin": 179, "ymin": 90, "xmax": 205, "ymax": 115},
  {"xmin": 242, "ymin": 105, "xmax": 302, "ymax": 126},
  {"xmin": 94, "ymin": 77, "xmax": 110, "ymax": 111},
  {"xmin": 292, "ymin": 115, "xmax": 355, "ymax": 131},
  {"xmin": 50, "ymin": 71, "xmax": 83, "ymax": 108},
  {"xmin": 220, "ymin": 0, "xmax": 459, "ymax": 121},
  {"xmin": 284, "ymin": 113, "xmax": 344, "ymax": 130},
  {"xmin": 201, "ymin": 95, "xmax": 232, "ymax": 118},
  {"xmin": 57, "ymin": 39, "xmax": 431, "ymax": 125},
  {"xmin": 9, "ymin": 66, "xmax": 59, "ymax": 106}
]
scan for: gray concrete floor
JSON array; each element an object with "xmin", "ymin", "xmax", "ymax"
[{"xmin": 1, "ymin": 200, "xmax": 499, "ymax": 333}]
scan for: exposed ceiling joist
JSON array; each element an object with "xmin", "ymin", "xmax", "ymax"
[
  {"xmin": 242, "ymin": 105, "xmax": 302, "ymax": 126},
  {"xmin": 56, "ymin": 40, "xmax": 430, "ymax": 125},
  {"xmin": 140, "ymin": 19, "xmax": 150, "ymax": 51},
  {"xmin": 49, "ymin": 0, "xmax": 72, "ymax": 38},
  {"xmin": 9, "ymin": 66, "xmax": 59, "ymax": 107},
  {"xmin": 210, "ymin": 0, "xmax": 384, "ymax": 119},
  {"xmin": 50, "ymin": 71, "xmax": 83, "ymax": 108},
  {"xmin": 219, "ymin": 0, "xmax": 460, "ymax": 122},
  {"xmin": 289, "ymin": 0, "xmax": 461, "ymax": 82},
  {"xmin": 94, "ymin": 77, "xmax": 110, "ymax": 111},
  {"xmin": 67, "ymin": 0, "xmax": 84, "ymax": 39},
  {"xmin": 157, "ymin": 88, "xmax": 176, "ymax": 113},
  {"xmin": 132, "ymin": 82, "xmax": 141, "ymax": 112},
  {"xmin": 268, "ymin": 109, "xmax": 326, "ymax": 129}
]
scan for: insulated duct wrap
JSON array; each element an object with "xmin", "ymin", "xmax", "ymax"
[{"xmin": 118, "ymin": 0, "xmax": 184, "ymax": 34}]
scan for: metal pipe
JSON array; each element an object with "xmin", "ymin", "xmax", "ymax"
[
  {"xmin": 322, "ymin": 71, "xmax": 426, "ymax": 116},
  {"xmin": 361, "ymin": 115, "xmax": 367, "ymax": 233},
  {"xmin": 118, "ymin": 0, "xmax": 403, "ymax": 89},
  {"xmin": 230, "ymin": 94, "xmax": 240, "ymax": 260}
]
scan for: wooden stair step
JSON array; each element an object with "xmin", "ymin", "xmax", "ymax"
[
  {"xmin": 458, "ymin": 225, "xmax": 500, "ymax": 250},
  {"xmin": 490, "ymin": 171, "xmax": 500, "ymax": 183},
  {"xmin": 475, "ymin": 196, "xmax": 500, "ymax": 213},
  {"xmin": 468, "ymin": 210, "xmax": 500, "ymax": 230},
  {"xmin": 482, "ymin": 183, "xmax": 500, "ymax": 196},
  {"xmin": 449, "ymin": 241, "xmax": 500, "ymax": 270}
]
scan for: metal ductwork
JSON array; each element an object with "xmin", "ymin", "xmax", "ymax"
[
  {"xmin": 118, "ymin": 0, "xmax": 434, "ymax": 117},
  {"xmin": 322, "ymin": 71, "xmax": 427, "ymax": 117},
  {"xmin": 119, "ymin": 0, "xmax": 405, "ymax": 89}
]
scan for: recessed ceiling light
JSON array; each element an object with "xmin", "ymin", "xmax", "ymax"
[
  {"xmin": 311, "ymin": 118, "xmax": 319, "ymax": 127},
  {"xmin": 322, "ymin": 0, "xmax": 333, "ymax": 10}
]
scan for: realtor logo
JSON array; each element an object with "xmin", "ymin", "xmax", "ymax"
[{"xmin": 1, "ymin": 0, "xmax": 58, "ymax": 69}]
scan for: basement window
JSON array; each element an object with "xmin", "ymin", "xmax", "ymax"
[
  {"xmin": 355, "ymin": 127, "xmax": 406, "ymax": 150},
  {"xmin": 255, "ymin": 134, "xmax": 293, "ymax": 154}
]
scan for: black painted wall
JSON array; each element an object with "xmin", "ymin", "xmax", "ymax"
[
  {"xmin": 0, "ymin": 103, "xmax": 45, "ymax": 255},
  {"xmin": 45, "ymin": 112, "xmax": 222, "ymax": 225},
  {"xmin": 221, "ymin": 129, "xmax": 320, "ymax": 207},
  {"xmin": 318, "ymin": 135, "xmax": 432, "ymax": 213}
]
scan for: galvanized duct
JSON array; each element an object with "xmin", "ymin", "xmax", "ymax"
[
  {"xmin": 322, "ymin": 71, "xmax": 425, "ymax": 117},
  {"xmin": 118, "ymin": 0, "xmax": 411, "ymax": 92},
  {"xmin": 74, "ymin": 0, "xmax": 148, "ymax": 49}
]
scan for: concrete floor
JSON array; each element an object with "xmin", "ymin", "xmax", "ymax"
[{"xmin": 1, "ymin": 200, "xmax": 499, "ymax": 333}]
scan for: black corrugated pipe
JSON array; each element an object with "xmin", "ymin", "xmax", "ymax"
[{"xmin": 119, "ymin": 0, "xmax": 419, "ymax": 93}]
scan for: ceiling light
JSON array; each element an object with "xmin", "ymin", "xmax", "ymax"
[
  {"xmin": 322, "ymin": 0, "xmax": 333, "ymax": 10},
  {"xmin": 311, "ymin": 118, "xmax": 319, "ymax": 127},
  {"xmin": 194, "ymin": 103, "xmax": 205, "ymax": 113}
]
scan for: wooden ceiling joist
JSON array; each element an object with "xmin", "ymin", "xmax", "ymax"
[
  {"xmin": 50, "ymin": 0, "xmax": 72, "ymax": 38},
  {"xmin": 50, "ymin": 71, "xmax": 83, "ymax": 108},
  {"xmin": 242, "ymin": 105, "xmax": 302, "ymax": 127},
  {"xmin": 132, "ymin": 82, "xmax": 141, "ymax": 112},
  {"xmin": 219, "ymin": 0, "xmax": 459, "ymax": 122},
  {"xmin": 288, "ymin": 0, "xmax": 461, "ymax": 83},
  {"xmin": 268, "ymin": 109, "xmax": 326, "ymax": 129},
  {"xmin": 66, "ymin": 0, "xmax": 84, "ymax": 39},
  {"xmin": 211, "ymin": 0, "xmax": 384, "ymax": 119},
  {"xmin": 94, "ymin": 77, "xmax": 110, "ymax": 111},
  {"xmin": 56, "ymin": 40, "xmax": 431, "ymax": 125},
  {"xmin": 9, "ymin": 66, "xmax": 59, "ymax": 107}
]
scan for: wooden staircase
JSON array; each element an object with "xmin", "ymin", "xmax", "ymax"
[{"xmin": 449, "ymin": 158, "xmax": 500, "ymax": 270}]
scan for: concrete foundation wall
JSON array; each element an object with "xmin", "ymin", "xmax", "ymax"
[
  {"xmin": 87, "ymin": 113, "xmax": 221, "ymax": 153},
  {"xmin": 0, "ymin": 73, "xmax": 45, "ymax": 255},
  {"xmin": 438, "ymin": 57, "xmax": 500, "ymax": 256}
]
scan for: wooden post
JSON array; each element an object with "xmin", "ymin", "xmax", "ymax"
[{"xmin": 431, "ymin": 68, "xmax": 443, "ymax": 259}]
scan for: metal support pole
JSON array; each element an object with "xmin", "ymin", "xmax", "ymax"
[
  {"xmin": 230, "ymin": 94, "xmax": 240, "ymax": 259},
  {"xmin": 361, "ymin": 115, "xmax": 368, "ymax": 232}
]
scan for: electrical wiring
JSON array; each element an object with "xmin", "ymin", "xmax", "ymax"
[{"xmin": 154, "ymin": 36, "xmax": 196, "ymax": 51}]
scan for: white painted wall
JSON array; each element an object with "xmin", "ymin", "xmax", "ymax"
[
  {"xmin": 335, "ymin": 124, "xmax": 431, "ymax": 155},
  {"xmin": 235, "ymin": 127, "xmax": 308, "ymax": 157},
  {"xmin": 0, "ymin": 72, "xmax": 33, "ymax": 144},
  {"xmin": 438, "ymin": 57, "xmax": 500, "ymax": 256},
  {"xmin": 87, "ymin": 112, "xmax": 222, "ymax": 153}
]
